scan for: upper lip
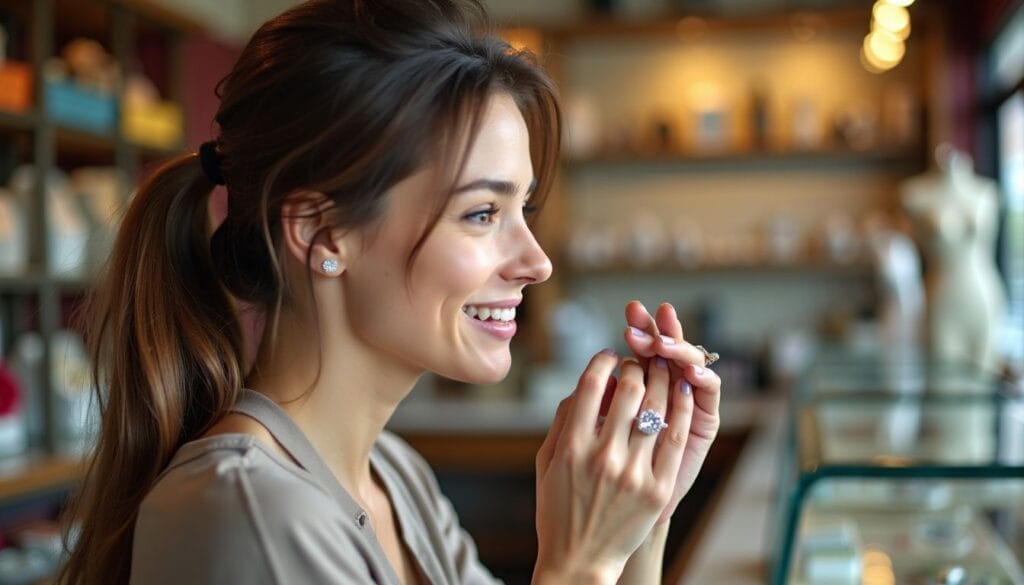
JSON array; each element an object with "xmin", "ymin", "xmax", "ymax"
[{"xmin": 464, "ymin": 298, "xmax": 522, "ymax": 308}]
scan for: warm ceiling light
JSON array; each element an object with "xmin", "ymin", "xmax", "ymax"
[
  {"xmin": 866, "ymin": 30, "xmax": 906, "ymax": 64},
  {"xmin": 862, "ymin": 32, "xmax": 905, "ymax": 73},
  {"xmin": 872, "ymin": 14, "xmax": 911, "ymax": 40},
  {"xmin": 883, "ymin": 0, "xmax": 914, "ymax": 6},
  {"xmin": 873, "ymin": 1, "xmax": 911, "ymax": 37},
  {"xmin": 861, "ymin": 44, "xmax": 892, "ymax": 73}
]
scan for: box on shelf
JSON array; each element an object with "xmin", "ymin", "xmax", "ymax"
[
  {"xmin": 0, "ymin": 61, "xmax": 32, "ymax": 114},
  {"xmin": 44, "ymin": 79, "xmax": 116, "ymax": 134},
  {"xmin": 122, "ymin": 100, "xmax": 183, "ymax": 150}
]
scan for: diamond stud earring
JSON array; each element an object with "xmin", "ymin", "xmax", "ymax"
[{"xmin": 321, "ymin": 259, "xmax": 339, "ymax": 274}]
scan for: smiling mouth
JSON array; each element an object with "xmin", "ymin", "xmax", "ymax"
[{"xmin": 462, "ymin": 304, "xmax": 516, "ymax": 322}]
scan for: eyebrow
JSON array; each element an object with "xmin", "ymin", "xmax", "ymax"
[{"xmin": 451, "ymin": 177, "xmax": 538, "ymax": 198}]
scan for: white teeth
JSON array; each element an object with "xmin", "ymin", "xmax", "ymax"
[{"xmin": 463, "ymin": 305, "xmax": 516, "ymax": 322}]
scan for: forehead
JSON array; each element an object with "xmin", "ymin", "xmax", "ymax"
[
  {"xmin": 375, "ymin": 93, "xmax": 534, "ymax": 220},
  {"xmin": 458, "ymin": 92, "xmax": 532, "ymax": 180}
]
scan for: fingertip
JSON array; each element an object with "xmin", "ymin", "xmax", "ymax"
[
  {"xmin": 627, "ymin": 326, "xmax": 650, "ymax": 340},
  {"xmin": 678, "ymin": 379, "xmax": 692, "ymax": 395}
]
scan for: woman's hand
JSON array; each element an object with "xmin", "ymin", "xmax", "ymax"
[
  {"xmin": 622, "ymin": 300, "xmax": 722, "ymax": 525},
  {"xmin": 533, "ymin": 349, "xmax": 694, "ymax": 585}
]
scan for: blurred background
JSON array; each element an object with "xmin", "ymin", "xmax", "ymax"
[{"xmin": 0, "ymin": 0, "xmax": 1021, "ymax": 584}]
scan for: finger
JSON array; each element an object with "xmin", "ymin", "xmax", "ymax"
[
  {"xmin": 536, "ymin": 393, "xmax": 573, "ymax": 475},
  {"xmin": 683, "ymin": 364, "xmax": 722, "ymax": 434},
  {"xmin": 629, "ymin": 356, "xmax": 670, "ymax": 462},
  {"xmin": 599, "ymin": 359, "xmax": 646, "ymax": 453},
  {"xmin": 598, "ymin": 376, "xmax": 617, "ymax": 418},
  {"xmin": 564, "ymin": 349, "xmax": 619, "ymax": 445},
  {"xmin": 646, "ymin": 338, "xmax": 707, "ymax": 371},
  {"xmin": 654, "ymin": 302, "xmax": 684, "ymax": 341},
  {"xmin": 652, "ymin": 302, "xmax": 686, "ymax": 390},
  {"xmin": 653, "ymin": 377, "xmax": 694, "ymax": 484},
  {"xmin": 623, "ymin": 300, "xmax": 659, "ymax": 363}
]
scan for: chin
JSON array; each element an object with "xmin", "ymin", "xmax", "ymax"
[{"xmin": 448, "ymin": 354, "xmax": 512, "ymax": 385}]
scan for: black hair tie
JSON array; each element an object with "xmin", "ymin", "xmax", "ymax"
[{"xmin": 199, "ymin": 141, "xmax": 225, "ymax": 185}]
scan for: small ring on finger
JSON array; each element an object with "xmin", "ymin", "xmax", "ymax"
[
  {"xmin": 635, "ymin": 409, "xmax": 668, "ymax": 435},
  {"xmin": 695, "ymin": 344, "xmax": 720, "ymax": 367}
]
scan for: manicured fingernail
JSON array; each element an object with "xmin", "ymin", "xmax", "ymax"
[
  {"xmin": 601, "ymin": 348, "xmax": 617, "ymax": 356},
  {"xmin": 679, "ymin": 380, "xmax": 692, "ymax": 395},
  {"xmin": 693, "ymin": 365, "xmax": 705, "ymax": 375},
  {"xmin": 654, "ymin": 357, "xmax": 668, "ymax": 369},
  {"xmin": 630, "ymin": 326, "xmax": 648, "ymax": 338},
  {"xmin": 659, "ymin": 335, "xmax": 676, "ymax": 345}
]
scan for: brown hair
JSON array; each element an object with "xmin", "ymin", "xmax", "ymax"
[{"xmin": 56, "ymin": 1, "xmax": 560, "ymax": 583}]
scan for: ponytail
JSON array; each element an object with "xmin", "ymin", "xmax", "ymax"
[{"xmin": 56, "ymin": 153, "xmax": 245, "ymax": 585}]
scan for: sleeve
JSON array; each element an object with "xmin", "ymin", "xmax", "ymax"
[
  {"xmin": 130, "ymin": 450, "xmax": 378, "ymax": 585},
  {"xmin": 378, "ymin": 432, "xmax": 504, "ymax": 585}
]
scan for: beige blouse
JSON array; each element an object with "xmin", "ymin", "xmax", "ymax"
[{"xmin": 129, "ymin": 389, "xmax": 501, "ymax": 584}]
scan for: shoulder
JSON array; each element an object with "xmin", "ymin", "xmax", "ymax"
[
  {"xmin": 132, "ymin": 435, "xmax": 369, "ymax": 584},
  {"xmin": 140, "ymin": 434, "xmax": 334, "ymax": 525}
]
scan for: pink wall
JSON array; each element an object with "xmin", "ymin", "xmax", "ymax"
[{"xmin": 183, "ymin": 35, "xmax": 241, "ymax": 147}]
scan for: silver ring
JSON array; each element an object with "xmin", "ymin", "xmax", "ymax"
[
  {"xmin": 695, "ymin": 345, "xmax": 720, "ymax": 367},
  {"xmin": 635, "ymin": 409, "xmax": 668, "ymax": 435}
]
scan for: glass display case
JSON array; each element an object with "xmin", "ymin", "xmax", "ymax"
[{"xmin": 771, "ymin": 352, "xmax": 1024, "ymax": 585}]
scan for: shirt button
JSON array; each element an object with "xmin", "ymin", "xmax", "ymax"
[{"xmin": 356, "ymin": 512, "xmax": 368, "ymax": 529}]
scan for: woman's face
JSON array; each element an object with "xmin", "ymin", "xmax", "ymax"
[{"xmin": 341, "ymin": 92, "xmax": 552, "ymax": 384}]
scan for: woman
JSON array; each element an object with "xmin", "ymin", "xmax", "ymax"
[{"xmin": 57, "ymin": 1, "xmax": 722, "ymax": 583}]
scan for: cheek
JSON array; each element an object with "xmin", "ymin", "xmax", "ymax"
[{"xmin": 409, "ymin": 236, "xmax": 496, "ymax": 304}]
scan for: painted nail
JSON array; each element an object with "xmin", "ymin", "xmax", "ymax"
[
  {"xmin": 693, "ymin": 365, "xmax": 705, "ymax": 375},
  {"xmin": 629, "ymin": 326, "xmax": 648, "ymax": 338},
  {"xmin": 679, "ymin": 380, "xmax": 692, "ymax": 395},
  {"xmin": 654, "ymin": 357, "xmax": 668, "ymax": 369},
  {"xmin": 659, "ymin": 335, "xmax": 676, "ymax": 345},
  {"xmin": 600, "ymin": 347, "xmax": 617, "ymax": 357}
]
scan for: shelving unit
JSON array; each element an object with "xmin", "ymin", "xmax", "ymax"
[
  {"xmin": 0, "ymin": 0, "xmax": 191, "ymax": 510},
  {"xmin": 508, "ymin": 4, "xmax": 938, "ymax": 364}
]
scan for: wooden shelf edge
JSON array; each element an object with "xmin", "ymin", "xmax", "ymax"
[
  {"xmin": 566, "ymin": 261, "xmax": 874, "ymax": 276},
  {"xmin": 0, "ymin": 110, "xmax": 38, "ymax": 131},
  {"xmin": 0, "ymin": 270, "xmax": 96, "ymax": 293},
  {"xmin": 565, "ymin": 145, "xmax": 925, "ymax": 168},
  {"xmin": 0, "ymin": 454, "xmax": 86, "ymax": 503},
  {"xmin": 544, "ymin": 8, "xmax": 873, "ymax": 41}
]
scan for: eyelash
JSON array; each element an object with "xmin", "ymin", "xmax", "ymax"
[{"xmin": 464, "ymin": 203, "xmax": 538, "ymax": 225}]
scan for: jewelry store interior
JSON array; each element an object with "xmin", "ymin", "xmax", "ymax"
[{"xmin": 0, "ymin": 0, "xmax": 1022, "ymax": 583}]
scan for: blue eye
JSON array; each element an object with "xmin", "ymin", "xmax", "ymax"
[{"xmin": 465, "ymin": 206, "xmax": 498, "ymax": 224}]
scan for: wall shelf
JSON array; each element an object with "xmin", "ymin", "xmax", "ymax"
[
  {"xmin": 543, "ymin": 8, "xmax": 872, "ymax": 41},
  {"xmin": 0, "ymin": 453, "xmax": 84, "ymax": 504},
  {"xmin": 565, "ymin": 145, "xmax": 926, "ymax": 169},
  {"xmin": 0, "ymin": 270, "xmax": 95, "ymax": 293},
  {"xmin": 0, "ymin": 110, "xmax": 38, "ymax": 132},
  {"xmin": 565, "ymin": 261, "xmax": 874, "ymax": 277}
]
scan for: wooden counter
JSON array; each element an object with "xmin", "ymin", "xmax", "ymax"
[{"xmin": 675, "ymin": 398, "xmax": 786, "ymax": 584}]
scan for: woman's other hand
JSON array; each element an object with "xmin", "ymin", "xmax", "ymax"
[
  {"xmin": 622, "ymin": 300, "xmax": 722, "ymax": 525},
  {"xmin": 533, "ymin": 349, "xmax": 693, "ymax": 585}
]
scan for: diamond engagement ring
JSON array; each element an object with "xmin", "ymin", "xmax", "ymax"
[
  {"xmin": 695, "ymin": 345, "xmax": 720, "ymax": 367},
  {"xmin": 635, "ymin": 409, "xmax": 668, "ymax": 435}
]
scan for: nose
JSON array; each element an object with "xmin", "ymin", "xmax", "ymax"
[{"xmin": 502, "ymin": 222, "xmax": 552, "ymax": 285}]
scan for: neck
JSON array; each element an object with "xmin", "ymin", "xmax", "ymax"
[{"xmin": 245, "ymin": 301, "xmax": 422, "ymax": 504}]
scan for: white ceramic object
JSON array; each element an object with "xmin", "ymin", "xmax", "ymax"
[{"xmin": 0, "ymin": 188, "xmax": 28, "ymax": 275}]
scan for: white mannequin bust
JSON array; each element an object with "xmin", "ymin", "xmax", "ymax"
[{"xmin": 900, "ymin": 144, "xmax": 1007, "ymax": 374}]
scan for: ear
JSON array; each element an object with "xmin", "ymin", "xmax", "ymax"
[{"xmin": 280, "ymin": 191, "xmax": 348, "ymax": 276}]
